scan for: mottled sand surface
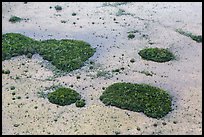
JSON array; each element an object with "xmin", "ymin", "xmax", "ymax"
[{"xmin": 2, "ymin": 2, "xmax": 202, "ymax": 135}]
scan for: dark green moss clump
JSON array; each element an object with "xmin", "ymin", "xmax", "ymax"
[
  {"xmin": 2, "ymin": 33, "xmax": 38, "ymax": 60},
  {"xmin": 2, "ymin": 33, "xmax": 96, "ymax": 72},
  {"xmin": 100, "ymin": 83, "xmax": 172, "ymax": 119},
  {"xmin": 47, "ymin": 88, "xmax": 81, "ymax": 106},
  {"xmin": 138, "ymin": 48, "xmax": 175, "ymax": 63},
  {"xmin": 75, "ymin": 99, "xmax": 86, "ymax": 107},
  {"xmin": 2, "ymin": 69, "xmax": 10, "ymax": 74},
  {"xmin": 9, "ymin": 16, "xmax": 23, "ymax": 23},
  {"xmin": 55, "ymin": 5, "xmax": 62, "ymax": 11},
  {"xmin": 128, "ymin": 34, "xmax": 135, "ymax": 39}
]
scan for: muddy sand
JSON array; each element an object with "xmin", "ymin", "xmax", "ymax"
[{"xmin": 2, "ymin": 2, "xmax": 202, "ymax": 135}]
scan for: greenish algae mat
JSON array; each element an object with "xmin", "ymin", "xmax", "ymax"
[
  {"xmin": 100, "ymin": 82, "xmax": 172, "ymax": 119},
  {"xmin": 2, "ymin": 33, "xmax": 96, "ymax": 72},
  {"xmin": 138, "ymin": 48, "xmax": 175, "ymax": 63},
  {"xmin": 47, "ymin": 87, "xmax": 82, "ymax": 106}
]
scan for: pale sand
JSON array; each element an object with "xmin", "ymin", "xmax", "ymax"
[{"xmin": 2, "ymin": 2, "xmax": 202, "ymax": 135}]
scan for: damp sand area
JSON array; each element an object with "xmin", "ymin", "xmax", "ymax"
[{"xmin": 2, "ymin": 2, "xmax": 202, "ymax": 135}]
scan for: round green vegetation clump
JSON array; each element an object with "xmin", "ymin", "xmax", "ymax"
[
  {"xmin": 75, "ymin": 99, "xmax": 86, "ymax": 107},
  {"xmin": 55, "ymin": 5, "xmax": 62, "ymax": 11},
  {"xmin": 9, "ymin": 16, "xmax": 23, "ymax": 23},
  {"xmin": 2, "ymin": 33, "xmax": 96, "ymax": 72},
  {"xmin": 138, "ymin": 48, "xmax": 175, "ymax": 63},
  {"xmin": 128, "ymin": 34, "xmax": 135, "ymax": 39},
  {"xmin": 99, "ymin": 83, "xmax": 172, "ymax": 119},
  {"xmin": 47, "ymin": 88, "xmax": 81, "ymax": 106}
]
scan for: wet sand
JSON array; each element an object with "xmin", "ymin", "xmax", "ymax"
[{"xmin": 2, "ymin": 2, "xmax": 202, "ymax": 135}]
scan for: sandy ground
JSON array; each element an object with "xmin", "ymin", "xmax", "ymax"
[{"xmin": 2, "ymin": 2, "xmax": 202, "ymax": 135}]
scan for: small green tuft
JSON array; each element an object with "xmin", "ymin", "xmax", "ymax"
[
  {"xmin": 55, "ymin": 5, "xmax": 62, "ymax": 11},
  {"xmin": 10, "ymin": 86, "xmax": 15, "ymax": 90},
  {"xmin": 2, "ymin": 69, "xmax": 10, "ymax": 74},
  {"xmin": 72, "ymin": 12, "xmax": 77, "ymax": 16},
  {"xmin": 75, "ymin": 99, "xmax": 86, "ymax": 107},
  {"xmin": 9, "ymin": 16, "xmax": 23, "ymax": 23},
  {"xmin": 128, "ymin": 34, "xmax": 135, "ymax": 39}
]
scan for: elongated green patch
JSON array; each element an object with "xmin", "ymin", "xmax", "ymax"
[
  {"xmin": 138, "ymin": 48, "xmax": 175, "ymax": 63},
  {"xmin": 2, "ymin": 33, "xmax": 96, "ymax": 72},
  {"xmin": 176, "ymin": 29, "xmax": 202, "ymax": 43},
  {"xmin": 100, "ymin": 82, "xmax": 172, "ymax": 119}
]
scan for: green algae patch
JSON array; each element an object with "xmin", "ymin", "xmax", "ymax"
[
  {"xmin": 9, "ymin": 16, "xmax": 23, "ymax": 23},
  {"xmin": 2, "ymin": 33, "xmax": 38, "ymax": 60},
  {"xmin": 47, "ymin": 88, "xmax": 81, "ymax": 106},
  {"xmin": 2, "ymin": 33, "xmax": 96, "ymax": 72},
  {"xmin": 138, "ymin": 48, "xmax": 175, "ymax": 63},
  {"xmin": 100, "ymin": 83, "xmax": 172, "ymax": 119},
  {"xmin": 75, "ymin": 99, "xmax": 86, "ymax": 107},
  {"xmin": 37, "ymin": 39, "xmax": 95, "ymax": 72},
  {"xmin": 176, "ymin": 29, "xmax": 202, "ymax": 43},
  {"xmin": 128, "ymin": 33, "xmax": 135, "ymax": 39}
]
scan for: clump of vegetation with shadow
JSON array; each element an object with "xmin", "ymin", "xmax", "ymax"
[
  {"xmin": 2, "ymin": 69, "xmax": 10, "ymax": 74},
  {"xmin": 176, "ymin": 28, "xmax": 202, "ymax": 43},
  {"xmin": 55, "ymin": 5, "xmax": 62, "ymax": 11},
  {"xmin": 102, "ymin": 2, "xmax": 129, "ymax": 7},
  {"xmin": 2, "ymin": 33, "xmax": 96, "ymax": 72},
  {"xmin": 116, "ymin": 9, "xmax": 134, "ymax": 16},
  {"xmin": 139, "ymin": 70, "xmax": 154, "ymax": 76},
  {"xmin": 99, "ymin": 82, "xmax": 172, "ymax": 119},
  {"xmin": 96, "ymin": 70, "xmax": 113, "ymax": 79},
  {"xmin": 72, "ymin": 12, "xmax": 77, "ymax": 16},
  {"xmin": 128, "ymin": 33, "xmax": 135, "ymax": 39},
  {"xmin": 138, "ymin": 48, "xmax": 175, "ymax": 63},
  {"xmin": 47, "ymin": 87, "xmax": 81, "ymax": 106},
  {"xmin": 75, "ymin": 99, "xmax": 86, "ymax": 107},
  {"xmin": 9, "ymin": 16, "xmax": 23, "ymax": 23}
]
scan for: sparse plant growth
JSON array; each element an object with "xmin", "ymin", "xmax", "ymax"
[
  {"xmin": 2, "ymin": 33, "xmax": 96, "ymax": 72},
  {"xmin": 37, "ymin": 91, "xmax": 48, "ymax": 99},
  {"xmin": 100, "ymin": 82, "xmax": 172, "ymax": 119},
  {"xmin": 96, "ymin": 70, "xmax": 112, "ymax": 79},
  {"xmin": 140, "ymin": 70, "xmax": 153, "ymax": 76},
  {"xmin": 9, "ymin": 16, "xmax": 23, "ymax": 23},
  {"xmin": 75, "ymin": 99, "xmax": 86, "ymax": 107},
  {"xmin": 26, "ymin": 53, "xmax": 32, "ymax": 58},
  {"xmin": 102, "ymin": 2, "xmax": 129, "ymax": 7},
  {"xmin": 2, "ymin": 69, "xmax": 10, "ymax": 74},
  {"xmin": 47, "ymin": 87, "xmax": 81, "ymax": 106},
  {"xmin": 55, "ymin": 5, "xmax": 62, "ymax": 11},
  {"xmin": 12, "ymin": 92, "xmax": 15, "ymax": 95},
  {"xmin": 76, "ymin": 76, "xmax": 81, "ymax": 79},
  {"xmin": 128, "ymin": 30, "xmax": 140, "ymax": 34},
  {"xmin": 130, "ymin": 58, "xmax": 135, "ymax": 63},
  {"xmin": 112, "ymin": 69, "xmax": 120, "ymax": 73},
  {"xmin": 61, "ymin": 20, "xmax": 67, "ymax": 23},
  {"xmin": 128, "ymin": 33, "xmax": 135, "ymax": 39},
  {"xmin": 10, "ymin": 86, "xmax": 15, "ymax": 90},
  {"xmin": 72, "ymin": 12, "xmax": 77, "ymax": 16},
  {"xmin": 89, "ymin": 66, "xmax": 94, "ymax": 69},
  {"xmin": 116, "ymin": 9, "xmax": 133, "ymax": 16},
  {"xmin": 138, "ymin": 48, "xmax": 175, "ymax": 63},
  {"xmin": 176, "ymin": 29, "xmax": 202, "ymax": 43}
]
